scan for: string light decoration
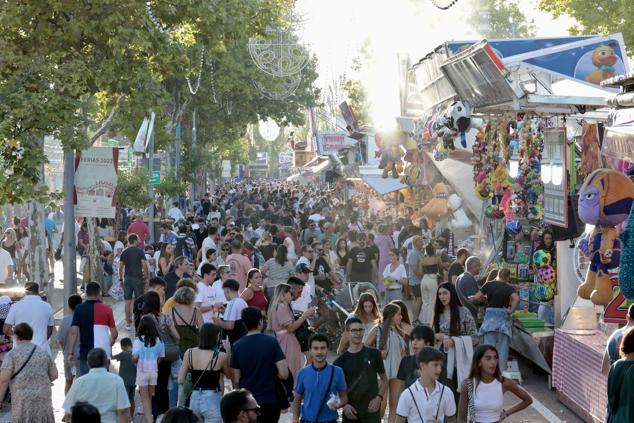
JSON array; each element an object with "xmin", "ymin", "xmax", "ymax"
[
  {"xmin": 185, "ymin": 46, "xmax": 205, "ymax": 95},
  {"xmin": 248, "ymin": 26, "xmax": 309, "ymax": 78},
  {"xmin": 146, "ymin": 1, "xmax": 170, "ymax": 33},
  {"xmin": 253, "ymin": 73, "xmax": 302, "ymax": 100},
  {"xmin": 429, "ymin": 0, "xmax": 460, "ymax": 10}
]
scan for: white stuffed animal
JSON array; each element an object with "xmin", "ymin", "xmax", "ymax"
[{"xmin": 448, "ymin": 193, "xmax": 472, "ymax": 229}]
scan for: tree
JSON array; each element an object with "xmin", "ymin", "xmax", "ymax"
[
  {"xmin": 342, "ymin": 40, "xmax": 373, "ymax": 126},
  {"xmin": 538, "ymin": 0, "xmax": 634, "ymax": 49},
  {"xmin": 469, "ymin": 0, "xmax": 536, "ymax": 39}
]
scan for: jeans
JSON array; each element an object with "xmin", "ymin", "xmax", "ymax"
[
  {"xmin": 481, "ymin": 331, "xmax": 511, "ymax": 372},
  {"xmin": 538, "ymin": 302, "xmax": 554, "ymax": 325},
  {"xmin": 190, "ymin": 389, "xmax": 222, "ymax": 423},
  {"xmin": 79, "ymin": 360, "xmax": 89, "ymax": 376}
]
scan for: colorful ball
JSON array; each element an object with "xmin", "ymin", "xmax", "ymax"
[
  {"xmin": 538, "ymin": 265, "xmax": 556, "ymax": 285},
  {"xmin": 532, "ymin": 250, "xmax": 551, "ymax": 268},
  {"xmin": 535, "ymin": 282, "xmax": 556, "ymax": 302}
]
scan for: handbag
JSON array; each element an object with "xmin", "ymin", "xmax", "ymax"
[
  {"xmin": 179, "ymin": 349, "xmax": 219, "ymax": 408},
  {"xmin": 275, "ymin": 367, "xmax": 295, "ymax": 409},
  {"xmin": 292, "ymin": 305, "xmax": 313, "ymax": 352},
  {"xmin": 158, "ymin": 316, "xmax": 180, "ymax": 362}
]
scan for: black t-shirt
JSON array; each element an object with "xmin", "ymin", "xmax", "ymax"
[
  {"xmin": 314, "ymin": 256, "xmax": 332, "ymax": 290},
  {"xmin": 333, "ymin": 346, "xmax": 385, "ymax": 405},
  {"xmin": 230, "ymin": 334, "xmax": 286, "ymax": 406},
  {"xmin": 164, "ymin": 272, "xmax": 191, "ymax": 300},
  {"xmin": 397, "ymin": 354, "xmax": 419, "ymax": 387},
  {"xmin": 120, "ymin": 247, "xmax": 146, "ymax": 279},
  {"xmin": 347, "ymin": 247, "xmax": 375, "ymax": 282},
  {"xmin": 260, "ymin": 244, "xmax": 277, "ymax": 261},
  {"xmin": 448, "ymin": 261, "xmax": 464, "ymax": 282},
  {"xmin": 481, "ymin": 281, "xmax": 515, "ymax": 308}
]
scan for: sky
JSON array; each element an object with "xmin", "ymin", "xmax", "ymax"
[{"xmin": 296, "ymin": 0, "xmax": 577, "ymax": 129}]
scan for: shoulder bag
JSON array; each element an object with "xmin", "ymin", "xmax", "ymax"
[
  {"xmin": 157, "ymin": 314, "xmax": 180, "ymax": 362},
  {"xmin": 275, "ymin": 366, "xmax": 295, "ymax": 409},
  {"xmin": 11, "ymin": 345, "xmax": 37, "ymax": 380}
]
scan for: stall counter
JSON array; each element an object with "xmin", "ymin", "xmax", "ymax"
[{"xmin": 553, "ymin": 328, "xmax": 607, "ymax": 423}]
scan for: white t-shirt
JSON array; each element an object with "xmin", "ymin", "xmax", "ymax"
[
  {"xmin": 5, "ymin": 295, "xmax": 54, "ymax": 355},
  {"xmin": 296, "ymin": 256, "xmax": 315, "ymax": 296},
  {"xmin": 291, "ymin": 284, "xmax": 312, "ymax": 313},
  {"xmin": 195, "ymin": 281, "xmax": 216, "ymax": 323},
  {"xmin": 224, "ymin": 297, "xmax": 248, "ymax": 322},
  {"xmin": 0, "ymin": 249, "xmax": 13, "ymax": 284},
  {"xmin": 396, "ymin": 380, "xmax": 456, "ymax": 423},
  {"xmin": 382, "ymin": 263, "xmax": 407, "ymax": 289},
  {"xmin": 211, "ymin": 280, "xmax": 227, "ymax": 305},
  {"xmin": 168, "ymin": 207, "xmax": 185, "ymax": 222},
  {"xmin": 201, "ymin": 237, "xmax": 217, "ymax": 262}
]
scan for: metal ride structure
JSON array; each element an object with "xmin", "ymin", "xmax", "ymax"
[{"xmin": 248, "ymin": 25, "xmax": 310, "ymax": 100}]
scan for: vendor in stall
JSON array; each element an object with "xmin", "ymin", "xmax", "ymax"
[{"xmin": 469, "ymin": 268, "xmax": 519, "ymax": 374}]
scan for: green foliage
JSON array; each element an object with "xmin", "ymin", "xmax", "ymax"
[
  {"xmin": 155, "ymin": 170, "xmax": 186, "ymax": 199},
  {"xmin": 117, "ymin": 168, "xmax": 152, "ymax": 210},
  {"xmin": 0, "ymin": 0, "xmax": 316, "ymax": 205},
  {"xmin": 538, "ymin": 0, "xmax": 634, "ymax": 49},
  {"xmin": 342, "ymin": 79, "xmax": 371, "ymax": 126},
  {"xmin": 469, "ymin": 0, "xmax": 536, "ymax": 39}
]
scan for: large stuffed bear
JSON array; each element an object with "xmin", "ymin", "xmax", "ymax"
[
  {"xmin": 577, "ymin": 169, "xmax": 634, "ymax": 305},
  {"xmin": 447, "ymin": 193, "xmax": 472, "ymax": 230}
]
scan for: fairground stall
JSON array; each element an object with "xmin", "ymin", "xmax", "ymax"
[{"xmin": 399, "ymin": 34, "xmax": 633, "ymax": 422}]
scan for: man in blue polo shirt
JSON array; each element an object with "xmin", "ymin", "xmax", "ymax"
[{"xmin": 293, "ymin": 333, "xmax": 348, "ymax": 423}]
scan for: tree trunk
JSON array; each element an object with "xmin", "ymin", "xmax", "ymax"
[
  {"xmin": 86, "ymin": 217, "xmax": 104, "ymax": 291},
  {"xmin": 28, "ymin": 200, "xmax": 50, "ymax": 289}
]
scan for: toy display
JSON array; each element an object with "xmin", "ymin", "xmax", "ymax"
[
  {"xmin": 421, "ymin": 182, "xmax": 450, "ymax": 221},
  {"xmin": 375, "ymin": 132, "xmax": 405, "ymax": 178},
  {"xmin": 577, "ymin": 168, "xmax": 634, "ymax": 305},
  {"xmin": 619, "ymin": 204, "xmax": 634, "ymax": 300},
  {"xmin": 447, "ymin": 193, "xmax": 472, "ymax": 229}
]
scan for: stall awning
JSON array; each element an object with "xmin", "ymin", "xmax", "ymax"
[
  {"xmin": 303, "ymin": 156, "xmax": 331, "ymax": 174},
  {"xmin": 424, "ymin": 151, "xmax": 483, "ymax": 218},
  {"xmin": 286, "ymin": 173, "xmax": 309, "ymax": 184},
  {"xmin": 361, "ymin": 175, "xmax": 408, "ymax": 195}
]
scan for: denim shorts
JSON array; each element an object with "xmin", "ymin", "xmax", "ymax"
[
  {"xmin": 124, "ymin": 276, "xmax": 144, "ymax": 300},
  {"xmin": 190, "ymin": 389, "xmax": 222, "ymax": 423}
]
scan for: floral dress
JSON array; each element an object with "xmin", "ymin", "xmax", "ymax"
[{"xmin": 1, "ymin": 343, "xmax": 55, "ymax": 422}]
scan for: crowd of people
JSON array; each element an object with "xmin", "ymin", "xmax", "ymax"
[{"xmin": 0, "ymin": 180, "xmax": 541, "ymax": 423}]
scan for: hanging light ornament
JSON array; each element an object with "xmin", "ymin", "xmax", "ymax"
[
  {"xmin": 253, "ymin": 73, "xmax": 302, "ymax": 100},
  {"xmin": 248, "ymin": 26, "xmax": 309, "ymax": 77},
  {"xmin": 429, "ymin": 0, "xmax": 460, "ymax": 10},
  {"xmin": 145, "ymin": 1, "xmax": 170, "ymax": 33},
  {"xmin": 185, "ymin": 46, "xmax": 205, "ymax": 96}
]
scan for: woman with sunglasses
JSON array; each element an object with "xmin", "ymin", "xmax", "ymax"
[{"xmin": 213, "ymin": 242, "xmax": 230, "ymax": 268}]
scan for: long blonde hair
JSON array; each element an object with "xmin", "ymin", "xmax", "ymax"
[{"xmin": 267, "ymin": 284, "xmax": 291, "ymax": 330}]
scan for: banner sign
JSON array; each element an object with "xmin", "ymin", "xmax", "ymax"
[
  {"xmin": 74, "ymin": 147, "xmax": 119, "ymax": 218},
  {"xmin": 316, "ymin": 132, "xmax": 357, "ymax": 155},
  {"xmin": 278, "ymin": 151, "xmax": 294, "ymax": 168},
  {"xmin": 447, "ymin": 34, "xmax": 629, "ymax": 90},
  {"xmin": 255, "ymin": 151, "xmax": 268, "ymax": 164}
]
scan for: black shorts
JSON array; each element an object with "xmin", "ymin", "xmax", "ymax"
[{"xmin": 410, "ymin": 284, "xmax": 421, "ymax": 297}]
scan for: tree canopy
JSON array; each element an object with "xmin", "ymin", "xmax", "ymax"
[
  {"xmin": 538, "ymin": 0, "xmax": 634, "ymax": 49},
  {"xmin": 0, "ymin": 0, "xmax": 319, "ymax": 205},
  {"xmin": 468, "ymin": 0, "xmax": 536, "ymax": 39}
]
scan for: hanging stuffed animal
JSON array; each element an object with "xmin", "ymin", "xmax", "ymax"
[
  {"xmin": 581, "ymin": 122, "xmax": 602, "ymax": 178},
  {"xmin": 577, "ymin": 169, "xmax": 634, "ymax": 305},
  {"xmin": 447, "ymin": 101, "xmax": 471, "ymax": 148},
  {"xmin": 421, "ymin": 182, "xmax": 450, "ymax": 221},
  {"xmin": 447, "ymin": 193, "xmax": 472, "ymax": 230},
  {"xmin": 376, "ymin": 133, "xmax": 405, "ymax": 178}
]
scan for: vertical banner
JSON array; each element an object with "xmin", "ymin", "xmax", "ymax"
[{"xmin": 74, "ymin": 147, "xmax": 119, "ymax": 218}]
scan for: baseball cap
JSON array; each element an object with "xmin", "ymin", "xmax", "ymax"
[{"xmin": 294, "ymin": 262, "xmax": 311, "ymax": 274}]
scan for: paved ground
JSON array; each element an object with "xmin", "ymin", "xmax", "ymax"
[{"xmin": 0, "ymin": 260, "xmax": 586, "ymax": 422}]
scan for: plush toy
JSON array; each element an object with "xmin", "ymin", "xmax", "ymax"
[
  {"xmin": 447, "ymin": 193, "xmax": 472, "ymax": 230},
  {"xmin": 577, "ymin": 169, "xmax": 634, "ymax": 305},
  {"xmin": 447, "ymin": 101, "xmax": 471, "ymax": 148},
  {"xmin": 376, "ymin": 133, "xmax": 404, "ymax": 178},
  {"xmin": 421, "ymin": 182, "xmax": 450, "ymax": 220}
]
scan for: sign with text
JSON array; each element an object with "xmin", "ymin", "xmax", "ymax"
[
  {"xmin": 316, "ymin": 132, "xmax": 357, "ymax": 155},
  {"xmin": 74, "ymin": 147, "xmax": 119, "ymax": 218},
  {"xmin": 278, "ymin": 151, "xmax": 294, "ymax": 168}
]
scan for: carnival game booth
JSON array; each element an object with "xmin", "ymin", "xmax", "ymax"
[{"xmin": 400, "ymin": 35, "xmax": 633, "ymax": 421}]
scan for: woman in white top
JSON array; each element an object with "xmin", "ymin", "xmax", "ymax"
[
  {"xmin": 458, "ymin": 344, "xmax": 532, "ymax": 423},
  {"xmin": 382, "ymin": 248, "xmax": 407, "ymax": 302}
]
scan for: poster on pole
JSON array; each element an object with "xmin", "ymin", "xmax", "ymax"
[{"xmin": 74, "ymin": 147, "xmax": 119, "ymax": 218}]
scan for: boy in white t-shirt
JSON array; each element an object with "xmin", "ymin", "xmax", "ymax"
[{"xmin": 396, "ymin": 347, "xmax": 456, "ymax": 423}]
